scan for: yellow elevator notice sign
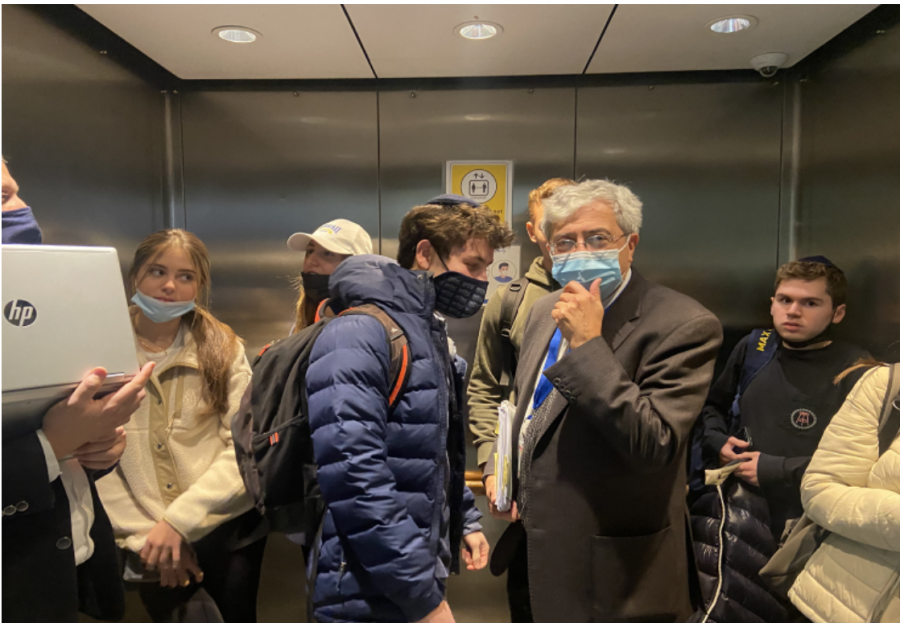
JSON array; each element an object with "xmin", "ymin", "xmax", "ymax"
[{"xmin": 445, "ymin": 161, "xmax": 513, "ymax": 227}]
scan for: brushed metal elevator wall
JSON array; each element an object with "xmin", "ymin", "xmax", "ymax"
[
  {"xmin": 1, "ymin": 4, "xmax": 165, "ymax": 271},
  {"xmin": 180, "ymin": 90, "xmax": 379, "ymax": 350},
  {"xmin": 798, "ymin": 25, "xmax": 900, "ymax": 360},
  {"xmin": 576, "ymin": 82, "xmax": 784, "ymax": 333}
]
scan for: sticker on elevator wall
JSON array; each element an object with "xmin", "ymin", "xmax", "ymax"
[
  {"xmin": 445, "ymin": 160, "xmax": 513, "ymax": 227},
  {"xmin": 485, "ymin": 245, "xmax": 521, "ymax": 303}
]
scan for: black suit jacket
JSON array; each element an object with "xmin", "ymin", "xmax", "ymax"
[
  {"xmin": 2, "ymin": 431, "xmax": 125, "ymax": 622},
  {"xmin": 489, "ymin": 270, "xmax": 723, "ymax": 623}
]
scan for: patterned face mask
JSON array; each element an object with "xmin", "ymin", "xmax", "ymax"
[{"xmin": 433, "ymin": 270, "xmax": 488, "ymax": 319}]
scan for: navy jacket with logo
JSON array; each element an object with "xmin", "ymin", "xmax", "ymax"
[{"xmin": 307, "ymin": 255, "xmax": 482, "ymax": 623}]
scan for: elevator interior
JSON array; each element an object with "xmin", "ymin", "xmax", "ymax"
[{"xmin": 2, "ymin": 5, "xmax": 899, "ymax": 622}]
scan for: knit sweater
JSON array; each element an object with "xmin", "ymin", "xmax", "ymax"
[{"xmin": 96, "ymin": 324, "xmax": 253, "ymax": 552}]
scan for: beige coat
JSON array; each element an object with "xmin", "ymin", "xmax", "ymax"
[
  {"xmin": 96, "ymin": 328, "xmax": 253, "ymax": 552},
  {"xmin": 790, "ymin": 366, "xmax": 900, "ymax": 623}
]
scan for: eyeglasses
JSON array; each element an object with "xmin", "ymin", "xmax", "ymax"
[{"xmin": 549, "ymin": 233, "xmax": 628, "ymax": 255}]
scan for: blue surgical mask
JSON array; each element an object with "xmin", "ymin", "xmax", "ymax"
[
  {"xmin": 2, "ymin": 206, "xmax": 43, "ymax": 245},
  {"xmin": 551, "ymin": 241, "xmax": 629, "ymax": 303},
  {"xmin": 131, "ymin": 290, "xmax": 195, "ymax": 323}
]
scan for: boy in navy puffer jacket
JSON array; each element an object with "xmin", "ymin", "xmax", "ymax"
[{"xmin": 307, "ymin": 203, "xmax": 514, "ymax": 623}]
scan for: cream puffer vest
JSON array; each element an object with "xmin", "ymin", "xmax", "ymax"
[{"xmin": 790, "ymin": 366, "xmax": 900, "ymax": 623}]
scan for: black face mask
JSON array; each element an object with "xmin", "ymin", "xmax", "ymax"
[
  {"xmin": 433, "ymin": 270, "xmax": 488, "ymax": 319},
  {"xmin": 301, "ymin": 272, "xmax": 330, "ymax": 304},
  {"xmin": 782, "ymin": 318, "xmax": 835, "ymax": 349}
]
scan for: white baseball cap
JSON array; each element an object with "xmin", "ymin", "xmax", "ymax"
[{"xmin": 287, "ymin": 219, "xmax": 373, "ymax": 256}]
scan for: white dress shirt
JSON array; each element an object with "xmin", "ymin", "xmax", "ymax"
[{"xmin": 36, "ymin": 429, "xmax": 95, "ymax": 565}]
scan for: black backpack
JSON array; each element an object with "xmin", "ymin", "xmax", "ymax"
[
  {"xmin": 497, "ymin": 276, "xmax": 529, "ymax": 390},
  {"xmin": 232, "ymin": 302, "xmax": 410, "ymax": 534}
]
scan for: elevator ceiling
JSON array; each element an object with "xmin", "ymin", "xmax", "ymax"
[{"xmin": 77, "ymin": 4, "xmax": 877, "ymax": 80}]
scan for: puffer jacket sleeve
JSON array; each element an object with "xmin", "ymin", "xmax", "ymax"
[
  {"xmin": 801, "ymin": 366, "xmax": 900, "ymax": 552},
  {"xmin": 163, "ymin": 344, "xmax": 254, "ymax": 542},
  {"xmin": 308, "ymin": 315, "xmax": 444, "ymax": 622},
  {"xmin": 462, "ymin": 485, "xmax": 483, "ymax": 536}
]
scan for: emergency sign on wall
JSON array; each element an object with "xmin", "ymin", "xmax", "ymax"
[{"xmin": 444, "ymin": 160, "xmax": 513, "ymax": 227}]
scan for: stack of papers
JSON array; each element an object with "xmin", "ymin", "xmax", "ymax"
[{"xmin": 494, "ymin": 400, "xmax": 514, "ymax": 512}]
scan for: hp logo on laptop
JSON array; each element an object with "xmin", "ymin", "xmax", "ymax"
[{"xmin": 4, "ymin": 300, "xmax": 37, "ymax": 327}]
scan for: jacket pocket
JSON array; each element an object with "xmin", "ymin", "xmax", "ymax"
[{"xmin": 590, "ymin": 525, "xmax": 681, "ymax": 623}]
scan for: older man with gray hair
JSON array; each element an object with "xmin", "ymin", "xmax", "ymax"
[{"xmin": 485, "ymin": 179, "xmax": 723, "ymax": 623}]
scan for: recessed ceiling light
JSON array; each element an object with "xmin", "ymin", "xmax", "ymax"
[
  {"xmin": 212, "ymin": 26, "xmax": 261, "ymax": 44},
  {"xmin": 708, "ymin": 16, "xmax": 757, "ymax": 34},
  {"xmin": 455, "ymin": 21, "xmax": 502, "ymax": 40}
]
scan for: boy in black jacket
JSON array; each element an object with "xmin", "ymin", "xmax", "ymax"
[{"xmin": 699, "ymin": 256, "xmax": 867, "ymax": 538}]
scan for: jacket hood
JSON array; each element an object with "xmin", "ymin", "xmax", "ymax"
[
  {"xmin": 525, "ymin": 255, "xmax": 557, "ymax": 289},
  {"xmin": 329, "ymin": 254, "xmax": 435, "ymax": 318}
]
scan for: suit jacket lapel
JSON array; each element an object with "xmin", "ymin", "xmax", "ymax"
[
  {"xmin": 514, "ymin": 303, "xmax": 559, "ymax": 419},
  {"xmin": 527, "ymin": 271, "xmax": 647, "ymax": 454},
  {"xmin": 602, "ymin": 269, "xmax": 645, "ymax": 352},
  {"xmin": 515, "ymin": 272, "xmax": 647, "ymax": 475},
  {"xmin": 511, "ymin": 301, "xmax": 560, "ymax": 478}
]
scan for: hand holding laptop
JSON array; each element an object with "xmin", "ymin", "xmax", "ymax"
[
  {"xmin": 42, "ymin": 362, "xmax": 155, "ymax": 461},
  {"xmin": 72, "ymin": 426, "xmax": 127, "ymax": 470}
]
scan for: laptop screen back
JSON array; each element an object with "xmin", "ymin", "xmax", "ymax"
[{"xmin": 2, "ymin": 244, "xmax": 139, "ymax": 400}]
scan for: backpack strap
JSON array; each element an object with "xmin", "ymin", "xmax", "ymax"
[
  {"xmin": 730, "ymin": 328, "xmax": 780, "ymax": 432},
  {"xmin": 498, "ymin": 277, "xmax": 530, "ymax": 387},
  {"xmin": 877, "ymin": 363, "xmax": 900, "ymax": 456},
  {"xmin": 338, "ymin": 304, "xmax": 410, "ymax": 409},
  {"xmin": 255, "ymin": 341, "xmax": 277, "ymax": 363},
  {"xmin": 313, "ymin": 298, "xmax": 333, "ymax": 323}
]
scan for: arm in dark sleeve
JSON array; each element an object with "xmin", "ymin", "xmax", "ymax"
[
  {"xmin": 698, "ymin": 336, "xmax": 751, "ymax": 463},
  {"xmin": 546, "ymin": 313, "xmax": 723, "ymax": 473},
  {"xmin": 307, "ymin": 316, "xmax": 443, "ymax": 622},
  {"xmin": 2, "ymin": 432, "xmax": 56, "ymax": 516},
  {"xmin": 461, "ymin": 485, "xmax": 483, "ymax": 536},
  {"xmin": 758, "ymin": 454, "xmax": 811, "ymax": 493}
]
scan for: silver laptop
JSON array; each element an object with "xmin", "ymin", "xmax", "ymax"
[{"xmin": 2, "ymin": 244, "xmax": 139, "ymax": 433}]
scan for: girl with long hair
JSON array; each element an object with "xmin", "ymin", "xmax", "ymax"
[
  {"xmin": 286, "ymin": 218, "xmax": 373, "ymax": 334},
  {"xmin": 96, "ymin": 229, "xmax": 264, "ymax": 623}
]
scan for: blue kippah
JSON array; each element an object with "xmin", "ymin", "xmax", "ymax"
[
  {"xmin": 427, "ymin": 193, "xmax": 483, "ymax": 208},
  {"xmin": 798, "ymin": 255, "xmax": 837, "ymax": 268}
]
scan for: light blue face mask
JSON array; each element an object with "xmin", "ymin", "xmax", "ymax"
[
  {"xmin": 551, "ymin": 240, "xmax": 629, "ymax": 303},
  {"xmin": 131, "ymin": 290, "xmax": 195, "ymax": 323}
]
